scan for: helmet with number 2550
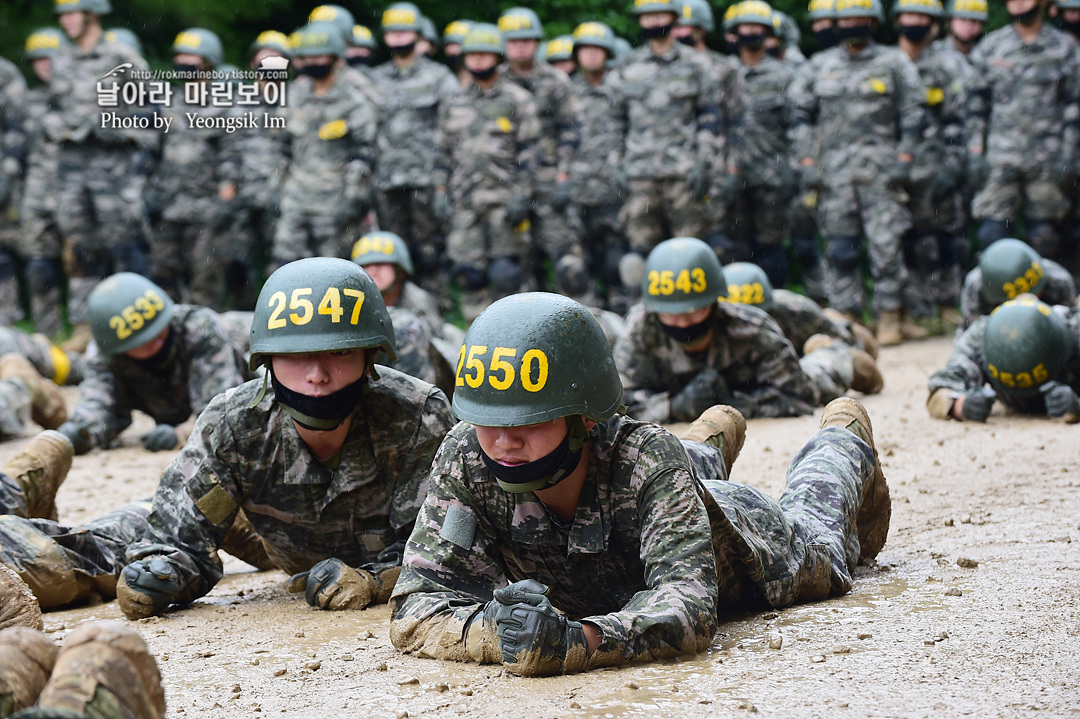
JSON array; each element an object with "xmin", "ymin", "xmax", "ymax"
[
  {"xmin": 452, "ymin": 293, "xmax": 623, "ymax": 427},
  {"xmin": 249, "ymin": 257, "xmax": 396, "ymax": 371},
  {"xmin": 87, "ymin": 273, "xmax": 174, "ymax": 356}
]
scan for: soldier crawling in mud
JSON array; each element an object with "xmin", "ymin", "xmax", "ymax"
[
  {"xmin": 0, "ymin": 259, "xmax": 455, "ymax": 620},
  {"xmin": 389, "ymin": 292, "xmax": 891, "ymax": 676}
]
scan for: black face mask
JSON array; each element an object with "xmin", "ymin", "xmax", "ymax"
[
  {"xmin": 1062, "ymin": 18, "xmax": 1080, "ymax": 33},
  {"xmin": 346, "ymin": 55, "xmax": 373, "ymax": 67},
  {"xmin": 897, "ymin": 24, "xmax": 932, "ymax": 42},
  {"xmin": 388, "ymin": 41, "xmax": 416, "ymax": 57},
  {"xmin": 173, "ymin": 63, "xmax": 199, "ymax": 76},
  {"xmin": 481, "ymin": 431, "xmax": 584, "ymax": 494},
  {"xmin": 676, "ymin": 34, "xmax": 697, "ymax": 46},
  {"xmin": 445, "ymin": 53, "xmax": 463, "ymax": 70},
  {"xmin": 641, "ymin": 23, "xmax": 674, "ymax": 40},
  {"xmin": 659, "ymin": 308, "xmax": 714, "ymax": 346},
  {"xmin": 468, "ymin": 65, "xmax": 497, "ymax": 81},
  {"xmin": 271, "ymin": 372, "xmax": 367, "ymax": 431},
  {"xmin": 132, "ymin": 328, "xmax": 176, "ymax": 371},
  {"xmin": 837, "ymin": 24, "xmax": 873, "ymax": 46},
  {"xmin": 814, "ymin": 27, "xmax": 839, "ymax": 49},
  {"xmin": 1010, "ymin": 6, "xmax": 1041, "ymax": 25},
  {"xmin": 738, "ymin": 33, "xmax": 767, "ymax": 50},
  {"xmin": 299, "ymin": 62, "xmax": 334, "ymax": 79}
]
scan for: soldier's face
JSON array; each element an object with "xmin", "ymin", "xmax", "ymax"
[
  {"xmin": 384, "ymin": 30, "xmax": 419, "ymax": 49},
  {"xmin": 672, "ymin": 25, "xmax": 696, "ymax": 41},
  {"xmin": 896, "ymin": 12, "xmax": 932, "ymax": 26},
  {"xmin": 1064, "ymin": 8, "xmax": 1080, "ymax": 22},
  {"xmin": 271, "ymin": 350, "xmax": 369, "ymax": 396},
  {"xmin": 476, "ymin": 418, "xmax": 568, "ymax": 465},
  {"xmin": 811, "ymin": 18, "xmax": 834, "ymax": 32},
  {"xmin": 506, "ymin": 38, "xmax": 539, "ymax": 61},
  {"xmin": 949, "ymin": 17, "xmax": 984, "ymax": 40},
  {"xmin": 125, "ymin": 328, "xmax": 170, "ymax": 360},
  {"xmin": 656, "ymin": 304, "xmax": 713, "ymax": 328},
  {"xmin": 638, "ymin": 11, "xmax": 679, "ymax": 28},
  {"xmin": 32, "ymin": 58, "xmax": 52, "ymax": 84},
  {"xmin": 1005, "ymin": 0, "xmax": 1040, "ymax": 18},
  {"xmin": 464, "ymin": 52, "xmax": 499, "ymax": 73},
  {"xmin": 363, "ymin": 263, "xmax": 398, "ymax": 293},
  {"xmin": 58, "ymin": 11, "xmax": 87, "ymax": 40},
  {"xmin": 576, "ymin": 46, "xmax": 608, "ymax": 71}
]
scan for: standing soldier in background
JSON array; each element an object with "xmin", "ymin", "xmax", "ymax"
[
  {"xmin": 616, "ymin": 0, "xmax": 724, "ymax": 285},
  {"xmin": 789, "ymin": 0, "xmax": 926, "ymax": 346},
  {"xmin": 442, "ymin": 20, "xmax": 475, "ymax": 88},
  {"xmin": 372, "ymin": 2, "xmax": 460, "ymax": 305},
  {"xmin": 272, "ymin": 22, "xmax": 377, "ymax": 268},
  {"xmin": 967, "ymin": 0, "xmax": 1080, "ymax": 266},
  {"xmin": 347, "ymin": 25, "xmax": 378, "ymax": 72},
  {"xmin": 434, "ymin": 24, "xmax": 542, "ymax": 321},
  {"xmin": 1053, "ymin": 0, "xmax": 1080, "ymax": 282},
  {"xmin": 47, "ymin": 0, "xmax": 151, "ymax": 352},
  {"xmin": 568, "ymin": 22, "xmax": 636, "ymax": 313},
  {"xmin": 939, "ymin": 0, "xmax": 988, "ymax": 59},
  {"xmin": 894, "ymin": 0, "xmax": 970, "ymax": 330},
  {"xmin": 808, "ymin": 0, "xmax": 840, "ymax": 49},
  {"xmin": 543, "ymin": 35, "xmax": 577, "ymax": 76},
  {"xmin": 497, "ymin": 7, "xmax": 592, "ymax": 304},
  {"xmin": 15, "ymin": 29, "xmax": 66, "ymax": 339},
  {"xmin": 0, "ymin": 53, "xmax": 26, "ymax": 330}
]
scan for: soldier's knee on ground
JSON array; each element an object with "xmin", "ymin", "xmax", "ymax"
[
  {"xmin": 0, "ymin": 625, "xmax": 58, "ymax": 713},
  {"xmin": 0, "ymin": 516, "xmax": 85, "ymax": 610},
  {"xmin": 34, "ymin": 621, "xmax": 166, "ymax": 719},
  {"xmin": 826, "ymin": 236, "xmax": 861, "ymax": 272},
  {"xmin": 0, "ymin": 566, "xmax": 43, "ymax": 632}
]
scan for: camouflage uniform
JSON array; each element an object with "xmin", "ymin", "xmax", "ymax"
[
  {"xmin": 766, "ymin": 288, "xmax": 858, "ymax": 354},
  {"xmin": 123, "ymin": 369, "xmax": 454, "ymax": 606},
  {"xmin": 144, "ymin": 94, "xmax": 241, "ymax": 308},
  {"xmin": 698, "ymin": 49, "xmax": 745, "ymax": 253},
  {"xmin": 45, "ymin": 37, "xmax": 151, "ymax": 322},
  {"xmin": 399, "ymin": 281, "xmax": 446, "ymax": 341},
  {"xmin": 272, "ymin": 73, "xmax": 378, "ymax": 266},
  {"xmin": 927, "ymin": 305, "xmax": 1080, "ymax": 414},
  {"xmin": 613, "ymin": 301, "xmax": 816, "ymax": 423},
  {"xmin": 958, "ymin": 259, "xmax": 1077, "ymax": 330},
  {"xmin": 615, "ymin": 43, "xmax": 724, "ymax": 253},
  {"xmin": 0, "ymin": 327, "xmax": 79, "ymax": 387},
  {"xmin": 371, "ymin": 56, "xmax": 459, "ymax": 294},
  {"xmin": 903, "ymin": 41, "xmax": 971, "ymax": 320},
  {"xmin": 435, "ymin": 75, "xmax": 542, "ymax": 306},
  {"xmin": 66, "ymin": 305, "xmax": 250, "ymax": 451},
  {"xmin": 789, "ymin": 42, "xmax": 925, "ymax": 316},
  {"xmin": 390, "ymin": 414, "xmax": 880, "ymax": 669},
  {"xmin": 968, "ymin": 24, "xmax": 1080, "ymax": 259},
  {"xmin": 0, "ymin": 58, "xmax": 27, "ymax": 327},
  {"xmin": 381, "ymin": 306, "xmax": 435, "ymax": 385}
]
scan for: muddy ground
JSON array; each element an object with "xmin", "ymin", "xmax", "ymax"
[{"xmin": 2, "ymin": 335, "xmax": 1078, "ymax": 718}]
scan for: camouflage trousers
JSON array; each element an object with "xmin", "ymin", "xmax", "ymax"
[
  {"xmin": 621, "ymin": 178, "xmax": 707, "ymax": 255},
  {"xmin": 730, "ymin": 181, "xmax": 791, "ymax": 248},
  {"xmin": 0, "ymin": 380, "xmax": 32, "ymax": 440},
  {"xmin": 903, "ymin": 186, "xmax": 963, "ymax": 318},
  {"xmin": 531, "ymin": 178, "xmax": 590, "ymax": 301},
  {"xmin": 17, "ymin": 203, "xmax": 65, "ymax": 338},
  {"xmin": 446, "ymin": 201, "xmax": 531, "ymax": 272},
  {"xmin": 972, "ymin": 161, "xmax": 1070, "ymax": 225},
  {"xmin": 698, "ymin": 426, "xmax": 877, "ymax": 609},
  {"xmin": 818, "ymin": 150, "xmax": 911, "ymax": 316},
  {"xmin": 377, "ymin": 187, "xmax": 444, "ymax": 278},
  {"xmin": 0, "ymin": 499, "xmax": 272, "ymax": 611},
  {"xmin": 272, "ymin": 209, "xmax": 358, "ymax": 269},
  {"xmin": 579, "ymin": 203, "xmax": 636, "ymax": 313},
  {"xmin": 150, "ymin": 220, "xmax": 226, "ymax": 310},
  {"xmin": 798, "ymin": 344, "xmax": 855, "ymax": 407},
  {"xmin": 215, "ymin": 205, "xmax": 276, "ymax": 312}
]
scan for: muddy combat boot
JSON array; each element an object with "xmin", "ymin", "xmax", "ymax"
[
  {"xmin": 899, "ymin": 312, "xmax": 930, "ymax": 341},
  {"xmin": 938, "ymin": 304, "xmax": 963, "ymax": 330},
  {"xmin": 0, "ymin": 356, "xmax": 67, "ymax": 431},
  {"xmin": 34, "ymin": 621, "xmax": 165, "ymax": 719},
  {"xmin": 59, "ymin": 323, "xmax": 92, "ymax": 355},
  {"xmin": 819, "ymin": 397, "xmax": 891, "ymax": 563},
  {"xmin": 0, "ymin": 567, "xmax": 43, "ymax": 632},
  {"xmin": 803, "ymin": 335, "xmax": 884, "ymax": 395},
  {"xmin": 2, "ymin": 431, "xmax": 74, "ymax": 520},
  {"xmin": 0, "ymin": 625, "xmax": 58, "ymax": 715},
  {"xmin": 681, "ymin": 405, "xmax": 747, "ymax": 474},
  {"xmin": 823, "ymin": 308, "xmax": 880, "ymax": 359},
  {"xmin": 875, "ymin": 310, "xmax": 903, "ymax": 347}
]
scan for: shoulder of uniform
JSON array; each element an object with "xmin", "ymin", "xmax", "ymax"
[
  {"xmin": 500, "ymin": 78, "xmax": 536, "ymax": 103},
  {"xmin": 595, "ymin": 415, "xmax": 694, "ymax": 482},
  {"xmin": 368, "ymin": 364, "xmax": 443, "ymax": 409},
  {"xmin": 622, "ymin": 303, "xmax": 651, "ymax": 331}
]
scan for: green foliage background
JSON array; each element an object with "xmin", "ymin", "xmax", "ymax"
[{"xmin": 3, "ymin": 0, "xmax": 1013, "ymax": 73}]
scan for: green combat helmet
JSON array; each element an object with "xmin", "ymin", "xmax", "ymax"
[
  {"xmin": 250, "ymin": 30, "xmax": 292, "ymax": 58},
  {"xmin": 382, "ymin": 2, "xmax": 423, "ymax": 32},
  {"xmin": 352, "ymin": 25, "xmax": 377, "ymax": 50},
  {"xmin": 104, "ymin": 28, "xmax": 142, "ymax": 56},
  {"xmin": 309, "ymin": 4, "xmax": 355, "ymax": 42},
  {"xmin": 681, "ymin": 0, "xmax": 717, "ymax": 31},
  {"xmin": 462, "ymin": 23, "xmax": 506, "ymax": 55},
  {"xmin": 891, "ymin": 0, "xmax": 943, "ymax": 17},
  {"xmin": 572, "ymin": 21, "xmax": 617, "ymax": 54},
  {"xmin": 350, "ymin": 231, "xmax": 415, "ymax": 275},
  {"xmin": 543, "ymin": 35, "xmax": 575, "ymax": 62},
  {"xmin": 983, "ymin": 297, "xmax": 1070, "ymax": 400},
  {"xmin": 419, "ymin": 16, "xmax": 440, "ymax": 46},
  {"xmin": 25, "ymin": 28, "xmax": 68, "ymax": 60},
  {"xmin": 451, "ymin": 293, "xmax": 623, "ymax": 491},
  {"xmin": 729, "ymin": 0, "xmax": 776, "ymax": 29},
  {"xmin": 498, "ymin": 7, "xmax": 545, "ymax": 40},
  {"xmin": 172, "ymin": 28, "xmax": 224, "ymax": 68},
  {"xmin": 979, "ymin": 238, "xmax": 1047, "ymax": 305},
  {"xmin": 946, "ymin": 0, "xmax": 988, "ymax": 20},
  {"xmin": 611, "ymin": 36, "xmax": 633, "ymax": 65},
  {"xmin": 249, "ymin": 257, "xmax": 396, "ymax": 372},
  {"xmin": 633, "ymin": 0, "xmax": 682, "ymax": 16},
  {"xmin": 835, "ymin": 0, "xmax": 886, "ymax": 21},
  {"xmin": 54, "ymin": 0, "xmax": 111, "ymax": 14},
  {"xmin": 642, "ymin": 237, "xmax": 727, "ymax": 314},
  {"xmin": 808, "ymin": 0, "xmax": 837, "ymax": 20},
  {"xmin": 87, "ymin": 273, "xmax": 174, "ymax": 356},
  {"xmin": 443, "ymin": 20, "xmax": 474, "ymax": 46},
  {"xmin": 773, "ymin": 9, "xmax": 802, "ymax": 45},
  {"xmin": 720, "ymin": 262, "xmax": 775, "ymax": 310},
  {"xmin": 290, "ymin": 22, "xmax": 346, "ymax": 58}
]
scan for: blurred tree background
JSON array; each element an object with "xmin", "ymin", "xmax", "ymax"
[{"xmin": 3, "ymin": 0, "xmax": 1013, "ymax": 75}]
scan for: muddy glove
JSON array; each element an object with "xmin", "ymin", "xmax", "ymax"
[
  {"xmin": 505, "ymin": 194, "xmax": 531, "ymax": 227},
  {"xmin": 140, "ymin": 424, "xmax": 179, "ymax": 452},
  {"xmin": 288, "ymin": 557, "xmax": 379, "ymax": 610},
  {"xmin": 116, "ymin": 558, "xmax": 181, "ymax": 619},
  {"xmin": 669, "ymin": 367, "xmax": 730, "ymax": 423},
  {"xmin": 686, "ymin": 159, "xmax": 709, "ymax": 201},
  {"xmin": 433, "ymin": 191, "xmax": 451, "ymax": 223},
  {"xmin": 550, "ymin": 180, "xmax": 574, "ymax": 211},
  {"xmin": 959, "ymin": 387, "xmax": 996, "ymax": 422},
  {"xmin": 1040, "ymin": 381, "xmax": 1080, "ymax": 421},
  {"xmin": 492, "ymin": 579, "xmax": 588, "ymax": 677},
  {"xmin": 57, "ymin": 421, "xmax": 92, "ymax": 455}
]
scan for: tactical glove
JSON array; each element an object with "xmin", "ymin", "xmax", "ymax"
[
  {"xmin": 492, "ymin": 579, "xmax": 588, "ymax": 677},
  {"xmin": 57, "ymin": 421, "xmax": 92, "ymax": 455},
  {"xmin": 116, "ymin": 558, "xmax": 181, "ymax": 619},
  {"xmin": 288, "ymin": 557, "xmax": 379, "ymax": 610},
  {"xmin": 686, "ymin": 160, "xmax": 709, "ymax": 201},
  {"xmin": 505, "ymin": 195, "xmax": 532, "ymax": 227},
  {"xmin": 959, "ymin": 387, "xmax": 996, "ymax": 422},
  {"xmin": 1040, "ymin": 381, "xmax": 1080, "ymax": 421},
  {"xmin": 139, "ymin": 425, "xmax": 180, "ymax": 452},
  {"xmin": 550, "ymin": 180, "xmax": 574, "ymax": 211},
  {"xmin": 433, "ymin": 191, "xmax": 452, "ymax": 223},
  {"xmin": 670, "ymin": 367, "xmax": 730, "ymax": 423}
]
